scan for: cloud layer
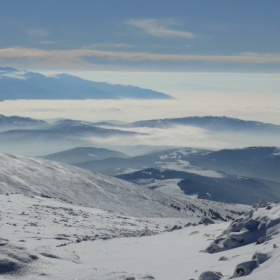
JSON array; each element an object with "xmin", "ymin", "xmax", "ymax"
[{"xmin": 1, "ymin": 47, "xmax": 280, "ymax": 70}]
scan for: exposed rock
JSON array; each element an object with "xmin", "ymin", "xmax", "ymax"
[
  {"xmin": 199, "ymin": 271, "xmax": 223, "ymax": 280},
  {"xmin": 219, "ymin": 256, "xmax": 229, "ymax": 261},
  {"xmin": 252, "ymin": 252, "xmax": 271, "ymax": 264},
  {"xmin": 205, "ymin": 202, "xmax": 280, "ymax": 253},
  {"xmin": 170, "ymin": 225, "xmax": 182, "ymax": 231},
  {"xmin": 199, "ymin": 217, "xmax": 215, "ymax": 225},
  {"xmin": 232, "ymin": 260, "xmax": 259, "ymax": 278}
]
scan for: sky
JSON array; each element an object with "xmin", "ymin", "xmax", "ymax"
[
  {"xmin": 0, "ymin": 0, "xmax": 279, "ymax": 126},
  {"xmin": 0, "ymin": 0, "xmax": 280, "ymax": 72}
]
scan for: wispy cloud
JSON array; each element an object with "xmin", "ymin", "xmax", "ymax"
[
  {"xmin": 127, "ymin": 19, "xmax": 194, "ymax": 39},
  {"xmin": 39, "ymin": 40, "xmax": 55, "ymax": 45},
  {"xmin": 27, "ymin": 28, "xmax": 49, "ymax": 37},
  {"xmin": 85, "ymin": 43, "xmax": 134, "ymax": 49},
  {"xmin": 0, "ymin": 47, "xmax": 280, "ymax": 69}
]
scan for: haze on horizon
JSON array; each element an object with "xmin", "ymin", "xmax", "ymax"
[
  {"xmin": 0, "ymin": 0, "xmax": 279, "ymax": 124},
  {"xmin": 2, "ymin": 3, "xmax": 280, "ymax": 280},
  {"xmin": 0, "ymin": 70, "xmax": 279, "ymax": 125}
]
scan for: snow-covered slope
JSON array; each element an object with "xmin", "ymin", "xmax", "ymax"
[
  {"xmin": 49, "ymin": 201, "xmax": 280, "ymax": 279},
  {"xmin": 116, "ymin": 167, "xmax": 280, "ymax": 204},
  {"xmin": 0, "ymin": 193, "xmax": 191, "ymax": 280},
  {"xmin": 0, "ymin": 153, "xmax": 248, "ymax": 220},
  {"xmin": 1, "ymin": 199, "xmax": 275, "ymax": 280},
  {"xmin": 0, "ymin": 153, "xmax": 189, "ymax": 218},
  {"xmin": 189, "ymin": 146, "xmax": 280, "ymax": 183},
  {"xmin": 2, "ymin": 152, "xmax": 279, "ymax": 279}
]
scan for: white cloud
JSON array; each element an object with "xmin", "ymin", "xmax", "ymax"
[
  {"xmin": 127, "ymin": 19, "xmax": 194, "ymax": 39},
  {"xmin": 0, "ymin": 47, "xmax": 280, "ymax": 65},
  {"xmin": 86, "ymin": 43, "xmax": 134, "ymax": 49},
  {"xmin": 0, "ymin": 47, "xmax": 280, "ymax": 70}
]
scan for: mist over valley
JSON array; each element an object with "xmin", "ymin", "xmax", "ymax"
[{"xmin": 1, "ymin": 1, "xmax": 280, "ymax": 278}]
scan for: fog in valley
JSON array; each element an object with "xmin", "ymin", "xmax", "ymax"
[
  {"xmin": 1, "ymin": 72, "xmax": 279, "ymax": 124},
  {"xmin": 1, "ymin": 1, "xmax": 280, "ymax": 279}
]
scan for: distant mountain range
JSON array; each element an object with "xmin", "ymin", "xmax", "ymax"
[
  {"xmin": 39, "ymin": 147, "xmax": 129, "ymax": 164},
  {"xmin": 72, "ymin": 145, "xmax": 280, "ymax": 185},
  {"xmin": 4, "ymin": 114, "xmax": 280, "ymax": 134},
  {"xmin": 0, "ymin": 114, "xmax": 48, "ymax": 131},
  {"xmin": 116, "ymin": 167, "xmax": 280, "ymax": 205},
  {"xmin": 1, "ymin": 114, "xmax": 280, "ymax": 206},
  {"xmin": 66, "ymin": 145, "xmax": 280, "ymax": 205},
  {"xmin": 73, "ymin": 148, "xmax": 204, "ymax": 176},
  {"xmin": 75, "ymin": 153, "xmax": 158, "ymax": 175},
  {"xmin": 1, "ymin": 114, "xmax": 280, "ymax": 159},
  {"xmin": 188, "ymin": 146, "xmax": 280, "ymax": 182},
  {"xmin": 0, "ymin": 67, "xmax": 174, "ymax": 100},
  {"xmin": 131, "ymin": 116, "xmax": 280, "ymax": 133},
  {"xmin": 0, "ymin": 114, "xmax": 141, "ymax": 155}
]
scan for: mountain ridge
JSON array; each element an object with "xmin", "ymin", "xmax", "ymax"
[
  {"xmin": 0, "ymin": 68, "xmax": 174, "ymax": 100},
  {"xmin": 189, "ymin": 146, "xmax": 280, "ymax": 182},
  {"xmin": 39, "ymin": 146, "xmax": 129, "ymax": 163},
  {"xmin": 131, "ymin": 116, "xmax": 280, "ymax": 132}
]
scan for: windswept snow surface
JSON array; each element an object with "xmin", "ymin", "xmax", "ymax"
[
  {"xmin": 0, "ymin": 194, "xmax": 190, "ymax": 280},
  {"xmin": 65, "ymin": 202, "xmax": 280, "ymax": 280},
  {"xmin": 1, "ymin": 197, "xmax": 280, "ymax": 280},
  {"xmin": 0, "ymin": 153, "xmax": 189, "ymax": 218},
  {"xmin": 0, "ymin": 193, "xmax": 250, "ymax": 280},
  {"xmin": 0, "ymin": 153, "xmax": 247, "ymax": 219},
  {"xmin": 4, "ymin": 153, "xmax": 278, "ymax": 280},
  {"xmin": 1, "ymin": 201, "xmax": 278, "ymax": 279}
]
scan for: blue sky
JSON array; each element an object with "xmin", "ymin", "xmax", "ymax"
[{"xmin": 0, "ymin": 0, "xmax": 279, "ymax": 72}]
